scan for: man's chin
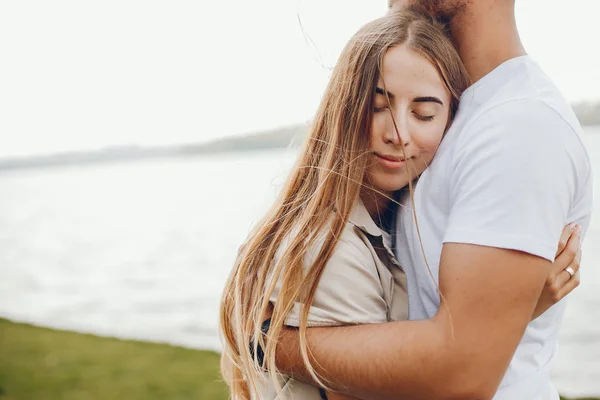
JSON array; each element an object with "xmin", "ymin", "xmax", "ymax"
[
  {"xmin": 389, "ymin": 0, "xmax": 463, "ymax": 21},
  {"xmin": 388, "ymin": 1, "xmax": 437, "ymax": 18}
]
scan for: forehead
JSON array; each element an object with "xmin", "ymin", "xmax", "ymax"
[{"xmin": 378, "ymin": 44, "xmax": 448, "ymax": 99}]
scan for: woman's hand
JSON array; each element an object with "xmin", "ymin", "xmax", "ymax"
[{"xmin": 532, "ymin": 223, "xmax": 582, "ymax": 320}]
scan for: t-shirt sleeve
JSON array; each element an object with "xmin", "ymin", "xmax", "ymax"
[
  {"xmin": 443, "ymin": 99, "xmax": 584, "ymax": 261},
  {"xmin": 269, "ymin": 233, "xmax": 388, "ymax": 327}
]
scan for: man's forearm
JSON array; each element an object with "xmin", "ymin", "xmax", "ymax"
[
  {"xmin": 275, "ymin": 314, "xmax": 478, "ymax": 400},
  {"xmin": 275, "ymin": 243, "xmax": 559, "ymax": 400}
]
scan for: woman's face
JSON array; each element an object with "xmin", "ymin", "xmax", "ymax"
[{"xmin": 365, "ymin": 44, "xmax": 452, "ymax": 195}]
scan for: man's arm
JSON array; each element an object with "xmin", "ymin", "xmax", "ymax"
[
  {"xmin": 295, "ymin": 226, "xmax": 580, "ymax": 400},
  {"xmin": 277, "ymin": 244, "xmax": 567, "ymax": 400}
]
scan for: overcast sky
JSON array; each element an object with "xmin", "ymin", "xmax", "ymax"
[{"xmin": 0, "ymin": 0, "xmax": 599, "ymax": 158}]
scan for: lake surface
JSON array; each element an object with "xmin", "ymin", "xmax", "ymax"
[{"xmin": 0, "ymin": 127, "xmax": 599, "ymax": 397}]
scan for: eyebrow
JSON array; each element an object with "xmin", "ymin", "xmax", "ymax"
[
  {"xmin": 375, "ymin": 88, "xmax": 444, "ymax": 106},
  {"xmin": 375, "ymin": 87, "xmax": 394, "ymax": 99},
  {"xmin": 414, "ymin": 96, "xmax": 444, "ymax": 105}
]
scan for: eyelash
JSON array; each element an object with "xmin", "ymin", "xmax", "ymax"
[
  {"xmin": 373, "ymin": 107, "xmax": 435, "ymax": 121},
  {"xmin": 415, "ymin": 114, "xmax": 435, "ymax": 121}
]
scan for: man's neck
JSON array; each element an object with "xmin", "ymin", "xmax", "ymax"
[{"xmin": 449, "ymin": 1, "xmax": 527, "ymax": 83}]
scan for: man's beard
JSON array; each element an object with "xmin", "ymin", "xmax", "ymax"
[{"xmin": 409, "ymin": 0, "xmax": 467, "ymax": 23}]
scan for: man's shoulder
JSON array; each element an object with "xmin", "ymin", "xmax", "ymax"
[
  {"xmin": 450, "ymin": 96, "xmax": 591, "ymax": 190},
  {"xmin": 456, "ymin": 95, "xmax": 586, "ymax": 163},
  {"xmin": 465, "ymin": 58, "xmax": 582, "ymax": 140},
  {"xmin": 446, "ymin": 60, "xmax": 592, "ymax": 189},
  {"xmin": 475, "ymin": 98, "xmax": 578, "ymax": 138}
]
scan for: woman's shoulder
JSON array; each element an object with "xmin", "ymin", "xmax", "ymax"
[
  {"xmin": 270, "ymin": 214, "xmax": 390, "ymax": 327},
  {"xmin": 271, "ymin": 209, "xmax": 380, "ymax": 278},
  {"xmin": 304, "ymin": 218, "xmax": 377, "ymax": 269}
]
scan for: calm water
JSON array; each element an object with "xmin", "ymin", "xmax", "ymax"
[{"xmin": 0, "ymin": 128, "xmax": 599, "ymax": 397}]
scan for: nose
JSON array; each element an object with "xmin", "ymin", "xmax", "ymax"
[{"xmin": 384, "ymin": 112, "xmax": 411, "ymax": 147}]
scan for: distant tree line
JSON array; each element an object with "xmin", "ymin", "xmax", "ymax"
[
  {"xmin": 0, "ymin": 101, "xmax": 598, "ymax": 171},
  {"xmin": 572, "ymin": 101, "xmax": 600, "ymax": 126}
]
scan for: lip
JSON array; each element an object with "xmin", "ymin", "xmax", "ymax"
[{"xmin": 374, "ymin": 153, "xmax": 406, "ymax": 169}]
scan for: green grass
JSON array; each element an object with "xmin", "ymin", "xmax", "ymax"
[
  {"xmin": 0, "ymin": 319, "xmax": 227, "ymax": 400},
  {"xmin": 0, "ymin": 318, "xmax": 597, "ymax": 400}
]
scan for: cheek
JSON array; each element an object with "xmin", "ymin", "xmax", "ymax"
[
  {"xmin": 412, "ymin": 124, "xmax": 445, "ymax": 163},
  {"xmin": 370, "ymin": 114, "xmax": 387, "ymax": 146},
  {"xmin": 419, "ymin": 135, "xmax": 443, "ymax": 160}
]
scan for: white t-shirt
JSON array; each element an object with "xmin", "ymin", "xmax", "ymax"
[{"xmin": 395, "ymin": 56, "xmax": 593, "ymax": 400}]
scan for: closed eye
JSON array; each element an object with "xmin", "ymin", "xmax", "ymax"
[{"xmin": 414, "ymin": 113, "xmax": 434, "ymax": 121}]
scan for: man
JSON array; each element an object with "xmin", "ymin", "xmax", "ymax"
[{"xmin": 274, "ymin": 1, "xmax": 594, "ymax": 399}]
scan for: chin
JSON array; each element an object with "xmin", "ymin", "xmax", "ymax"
[
  {"xmin": 366, "ymin": 171, "xmax": 409, "ymax": 194},
  {"xmin": 375, "ymin": 180, "xmax": 409, "ymax": 194}
]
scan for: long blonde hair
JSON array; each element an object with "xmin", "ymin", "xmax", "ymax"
[{"xmin": 219, "ymin": 8, "xmax": 469, "ymax": 399}]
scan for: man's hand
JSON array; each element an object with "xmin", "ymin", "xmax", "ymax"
[{"xmin": 532, "ymin": 223, "xmax": 581, "ymax": 320}]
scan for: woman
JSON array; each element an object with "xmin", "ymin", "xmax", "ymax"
[{"xmin": 219, "ymin": 9, "xmax": 577, "ymax": 400}]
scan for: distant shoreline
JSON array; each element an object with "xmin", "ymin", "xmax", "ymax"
[
  {"xmin": 0, "ymin": 124, "xmax": 308, "ymax": 171},
  {"xmin": 1, "ymin": 122, "xmax": 598, "ymax": 172}
]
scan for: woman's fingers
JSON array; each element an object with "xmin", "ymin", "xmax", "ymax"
[
  {"xmin": 553, "ymin": 260, "xmax": 579, "ymax": 290},
  {"xmin": 546, "ymin": 262, "xmax": 580, "ymax": 304},
  {"xmin": 555, "ymin": 223, "xmax": 576, "ymax": 258},
  {"xmin": 556, "ymin": 270, "xmax": 581, "ymax": 301},
  {"xmin": 553, "ymin": 241, "xmax": 581, "ymax": 279},
  {"xmin": 546, "ymin": 227, "xmax": 582, "ymax": 302},
  {"xmin": 553, "ymin": 225, "xmax": 581, "ymax": 272}
]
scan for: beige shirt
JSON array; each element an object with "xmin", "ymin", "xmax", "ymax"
[{"xmin": 259, "ymin": 201, "xmax": 408, "ymax": 399}]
